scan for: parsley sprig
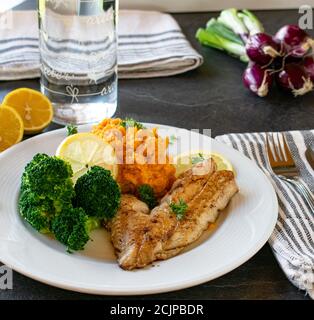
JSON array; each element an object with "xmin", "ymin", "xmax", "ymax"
[
  {"xmin": 66, "ymin": 124, "xmax": 78, "ymax": 136},
  {"xmin": 191, "ymin": 153, "xmax": 205, "ymax": 165},
  {"xmin": 169, "ymin": 198, "xmax": 188, "ymax": 220},
  {"xmin": 138, "ymin": 184, "xmax": 158, "ymax": 209},
  {"xmin": 121, "ymin": 118, "xmax": 146, "ymax": 130}
]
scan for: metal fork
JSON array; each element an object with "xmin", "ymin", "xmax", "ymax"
[{"xmin": 266, "ymin": 132, "xmax": 314, "ymax": 213}]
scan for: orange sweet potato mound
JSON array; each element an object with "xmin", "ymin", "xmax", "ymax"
[{"xmin": 92, "ymin": 118, "xmax": 176, "ymax": 197}]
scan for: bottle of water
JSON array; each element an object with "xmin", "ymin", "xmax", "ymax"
[{"xmin": 38, "ymin": 0, "xmax": 118, "ymax": 125}]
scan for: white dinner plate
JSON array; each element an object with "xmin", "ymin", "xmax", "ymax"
[{"xmin": 0, "ymin": 124, "xmax": 278, "ymax": 295}]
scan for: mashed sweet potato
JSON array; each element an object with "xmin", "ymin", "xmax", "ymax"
[{"xmin": 92, "ymin": 118, "xmax": 176, "ymax": 197}]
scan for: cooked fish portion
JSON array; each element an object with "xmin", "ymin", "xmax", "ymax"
[
  {"xmin": 163, "ymin": 170, "xmax": 238, "ymax": 252},
  {"xmin": 109, "ymin": 160, "xmax": 215, "ymax": 270},
  {"xmin": 109, "ymin": 159, "xmax": 238, "ymax": 270},
  {"xmin": 109, "ymin": 194, "xmax": 150, "ymax": 268}
]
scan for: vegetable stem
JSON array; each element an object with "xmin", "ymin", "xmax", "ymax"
[
  {"xmin": 196, "ymin": 28, "xmax": 249, "ymax": 62},
  {"xmin": 218, "ymin": 8, "xmax": 249, "ymax": 43},
  {"xmin": 237, "ymin": 9, "xmax": 264, "ymax": 35},
  {"xmin": 206, "ymin": 18, "xmax": 243, "ymax": 45}
]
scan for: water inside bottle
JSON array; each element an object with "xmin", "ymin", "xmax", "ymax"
[{"xmin": 39, "ymin": 0, "xmax": 118, "ymax": 125}]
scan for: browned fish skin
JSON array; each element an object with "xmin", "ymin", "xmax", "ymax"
[
  {"xmin": 109, "ymin": 195, "xmax": 150, "ymax": 269},
  {"xmin": 163, "ymin": 170, "xmax": 238, "ymax": 252},
  {"xmin": 109, "ymin": 160, "xmax": 238, "ymax": 270}
]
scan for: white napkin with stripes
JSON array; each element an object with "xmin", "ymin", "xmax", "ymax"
[
  {"xmin": 0, "ymin": 10, "xmax": 203, "ymax": 80},
  {"xmin": 216, "ymin": 130, "xmax": 314, "ymax": 299}
]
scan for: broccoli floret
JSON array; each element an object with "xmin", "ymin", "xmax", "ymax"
[
  {"xmin": 51, "ymin": 207, "xmax": 100, "ymax": 252},
  {"xmin": 21, "ymin": 153, "xmax": 49, "ymax": 192},
  {"xmin": 137, "ymin": 184, "xmax": 158, "ymax": 209},
  {"xmin": 74, "ymin": 166, "xmax": 121, "ymax": 220},
  {"xmin": 19, "ymin": 190, "xmax": 54, "ymax": 233},
  {"xmin": 21, "ymin": 153, "xmax": 73, "ymax": 197},
  {"xmin": 19, "ymin": 153, "xmax": 75, "ymax": 234},
  {"xmin": 49, "ymin": 180, "xmax": 75, "ymax": 213}
]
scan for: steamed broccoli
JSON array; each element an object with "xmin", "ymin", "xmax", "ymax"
[
  {"xmin": 21, "ymin": 153, "xmax": 49, "ymax": 192},
  {"xmin": 21, "ymin": 153, "xmax": 74, "ymax": 198},
  {"xmin": 19, "ymin": 189, "xmax": 54, "ymax": 233},
  {"xmin": 137, "ymin": 184, "xmax": 158, "ymax": 209},
  {"xmin": 19, "ymin": 155, "xmax": 119, "ymax": 252},
  {"xmin": 74, "ymin": 166, "xmax": 121, "ymax": 220},
  {"xmin": 51, "ymin": 207, "xmax": 100, "ymax": 252},
  {"xmin": 19, "ymin": 153, "xmax": 75, "ymax": 233}
]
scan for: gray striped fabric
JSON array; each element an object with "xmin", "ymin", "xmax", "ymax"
[
  {"xmin": 0, "ymin": 10, "xmax": 203, "ymax": 80},
  {"xmin": 216, "ymin": 130, "xmax": 314, "ymax": 299}
]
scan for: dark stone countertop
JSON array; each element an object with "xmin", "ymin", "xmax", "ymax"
[{"xmin": 0, "ymin": 8, "xmax": 312, "ymax": 300}]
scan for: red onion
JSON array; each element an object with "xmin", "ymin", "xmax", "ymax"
[
  {"xmin": 246, "ymin": 33, "xmax": 281, "ymax": 66},
  {"xmin": 274, "ymin": 25, "xmax": 313, "ymax": 58},
  {"xmin": 243, "ymin": 63, "xmax": 273, "ymax": 97},
  {"xmin": 303, "ymin": 56, "xmax": 314, "ymax": 82},
  {"xmin": 276, "ymin": 63, "xmax": 313, "ymax": 96}
]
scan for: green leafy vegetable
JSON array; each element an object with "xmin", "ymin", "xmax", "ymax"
[
  {"xmin": 19, "ymin": 153, "xmax": 75, "ymax": 233},
  {"xmin": 19, "ymin": 189, "xmax": 54, "ymax": 234},
  {"xmin": 138, "ymin": 184, "xmax": 158, "ymax": 209},
  {"xmin": 66, "ymin": 124, "xmax": 78, "ymax": 136},
  {"xmin": 19, "ymin": 153, "xmax": 102, "ymax": 252},
  {"xmin": 52, "ymin": 207, "xmax": 100, "ymax": 252},
  {"xmin": 121, "ymin": 118, "xmax": 146, "ymax": 130},
  {"xmin": 196, "ymin": 8, "xmax": 264, "ymax": 63},
  {"xmin": 196, "ymin": 28, "xmax": 249, "ymax": 62},
  {"xmin": 217, "ymin": 8, "xmax": 249, "ymax": 42},
  {"xmin": 74, "ymin": 166, "xmax": 121, "ymax": 220},
  {"xmin": 206, "ymin": 18, "xmax": 243, "ymax": 45},
  {"xmin": 169, "ymin": 199, "xmax": 188, "ymax": 220}
]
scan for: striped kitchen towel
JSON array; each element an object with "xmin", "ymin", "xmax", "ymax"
[
  {"xmin": 216, "ymin": 130, "xmax": 314, "ymax": 299},
  {"xmin": 0, "ymin": 10, "xmax": 203, "ymax": 80}
]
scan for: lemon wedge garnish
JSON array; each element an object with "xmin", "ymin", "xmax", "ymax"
[
  {"xmin": 174, "ymin": 151, "xmax": 234, "ymax": 177},
  {"xmin": 56, "ymin": 132, "xmax": 118, "ymax": 182}
]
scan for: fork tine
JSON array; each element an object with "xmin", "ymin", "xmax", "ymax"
[
  {"xmin": 276, "ymin": 133, "xmax": 285, "ymax": 161},
  {"xmin": 270, "ymin": 133, "xmax": 281, "ymax": 161},
  {"xmin": 266, "ymin": 133, "xmax": 276, "ymax": 164},
  {"xmin": 282, "ymin": 133, "xmax": 295, "ymax": 163}
]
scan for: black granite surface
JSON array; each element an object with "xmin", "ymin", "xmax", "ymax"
[{"xmin": 0, "ymin": 8, "xmax": 313, "ymax": 300}]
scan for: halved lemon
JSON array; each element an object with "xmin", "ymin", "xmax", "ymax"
[
  {"xmin": 174, "ymin": 151, "xmax": 234, "ymax": 177},
  {"xmin": 56, "ymin": 132, "xmax": 118, "ymax": 182},
  {"xmin": 2, "ymin": 88, "xmax": 53, "ymax": 134},
  {"xmin": 0, "ymin": 105, "xmax": 24, "ymax": 152}
]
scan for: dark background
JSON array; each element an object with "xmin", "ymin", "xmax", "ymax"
[{"xmin": 0, "ymin": 4, "xmax": 312, "ymax": 300}]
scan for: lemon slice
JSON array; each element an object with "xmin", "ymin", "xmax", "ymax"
[
  {"xmin": 0, "ymin": 105, "xmax": 24, "ymax": 152},
  {"xmin": 174, "ymin": 151, "xmax": 234, "ymax": 177},
  {"xmin": 2, "ymin": 88, "xmax": 53, "ymax": 134},
  {"xmin": 56, "ymin": 132, "xmax": 118, "ymax": 182}
]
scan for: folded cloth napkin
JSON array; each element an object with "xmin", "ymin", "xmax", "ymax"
[
  {"xmin": 0, "ymin": 10, "xmax": 203, "ymax": 80},
  {"xmin": 216, "ymin": 130, "xmax": 314, "ymax": 299}
]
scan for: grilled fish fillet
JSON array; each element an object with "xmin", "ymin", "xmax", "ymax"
[{"xmin": 109, "ymin": 159, "xmax": 238, "ymax": 270}]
